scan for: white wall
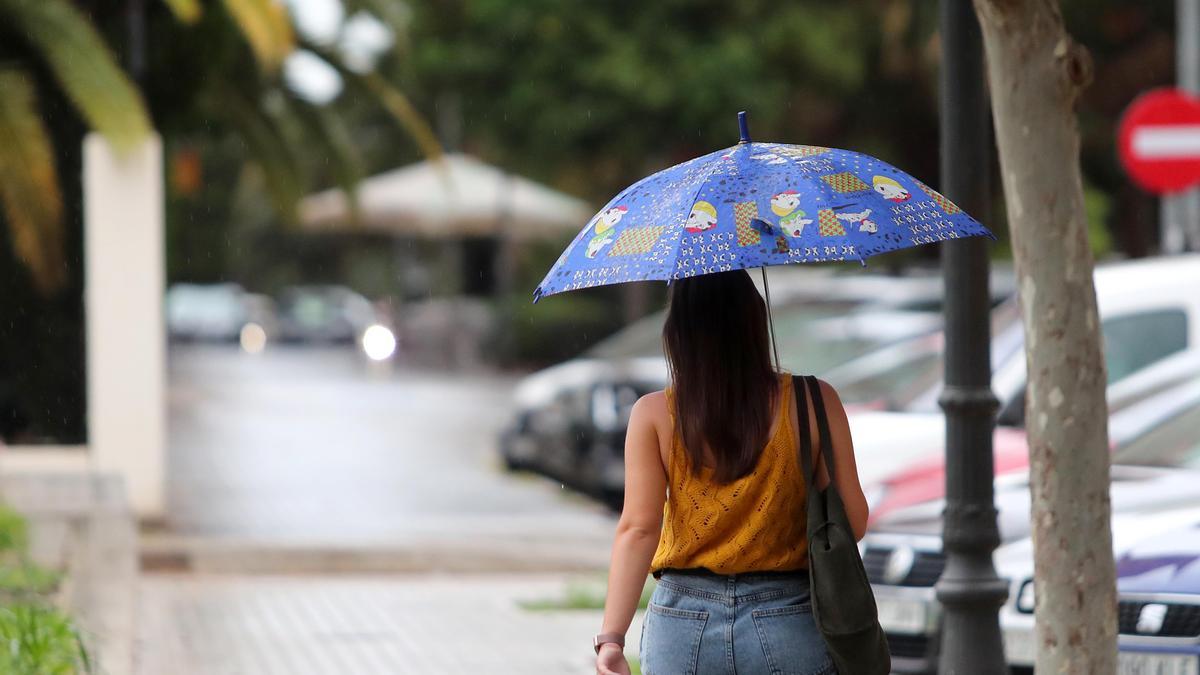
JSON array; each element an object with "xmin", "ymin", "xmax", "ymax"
[{"xmin": 84, "ymin": 133, "xmax": 165, "ymax": 518}]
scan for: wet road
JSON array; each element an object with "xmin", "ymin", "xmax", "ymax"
[{"xmin": 165, "ymin": 345, "xmax": 616, "ymax": 560}]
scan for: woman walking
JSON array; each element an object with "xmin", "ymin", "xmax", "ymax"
[{"xmin": 593, "ymin": 270, "xmax": 870, "ymax": 675}]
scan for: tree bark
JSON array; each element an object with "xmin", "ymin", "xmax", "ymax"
[{"xmin": 971, "ymin": 1, "xmax": 1117, "ymax": 673}]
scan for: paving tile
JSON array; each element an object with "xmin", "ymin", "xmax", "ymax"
[{"xmin": 137, "ymin": 573, "xmax": 645, "ymax": 675}]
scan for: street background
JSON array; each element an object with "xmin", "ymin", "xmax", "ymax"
[{"xmin": 1, "ymin": 0, "xmax": 1199, "ymax": 673}]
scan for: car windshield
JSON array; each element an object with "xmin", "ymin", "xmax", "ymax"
[
  {"xmin": 894, "ymin": 298, "xmax": 1026, "ymax": 413},
  {"xmin": 827, "ymin": 346, "xmax": 945, "ymax": 408},
  {"xmin": 1112, "ymin": 385, "xmax": 1200, "ymax": 469},
  {"xmin": 773, "ymin": 301, "xmax": 890, "ymax": 374},
  {"xmin": 284, "ymin": 293, "xmax": 337, "ymax": 328}
]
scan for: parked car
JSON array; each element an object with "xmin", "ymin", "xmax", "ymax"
[
  {"xmin": 276, "ymin": 285, "xmax": 378, "ymax": 345},
  {"xmin": 869, "ymin": 346, "xmax": 1200, "ymax": 523},
  {"xmin": 840, "ymin": 254, "xmax": 1200, "ymax": 514},
  {"xmin": 499, "ymin": 268, "xmax": 1012, "ymax": 506},
  {"xmin": 1110, "ymin": 514, "xmax": 1200, "ymax": 674},
  {"xmin": 166, "ymin": 282, "xmax": 252, "ymax": 343},
  {"xmin": 862, "ymin": 373, "xmax": 1200, "ymax": 673}
]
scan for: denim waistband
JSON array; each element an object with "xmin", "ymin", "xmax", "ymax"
[
  {"xmin": 653, "ymin": 567, "xmax": 811, "ymax": 604},
  {"xmin": 654, "ymin": 567, "xmax": 808, "ymax": 581}
]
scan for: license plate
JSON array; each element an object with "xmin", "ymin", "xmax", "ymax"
[
  {"xmin": 875, "ymin": 596, "xmax": 928, "ymax": 634},
  {"xmin": 1119, "ymin": 652, "xmax": 1200, "ymax": 675}
]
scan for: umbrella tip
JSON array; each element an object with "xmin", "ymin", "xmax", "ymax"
[{"xmin": 737, "ymin": 111, "xmax": 750, "ymax": 144}]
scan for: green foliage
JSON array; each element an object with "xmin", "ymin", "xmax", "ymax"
[
  {"xmin": 0, "ymin": 605, "xmax": 91, "ymax": 675},
  {"xmin": 0, "ymin": 504, "xmax": 82, "ymax": 674},
  {"xmin": 1085, "ymin": 182, "xmax": 1114, "ymax": 260},
  {"xmin": 408, "ymin": 0, "xmax": 930, "ymax": 204},
  {"xmin": 160, "ymin": 0, "xmax": 201, "ymax": 24},
  {"xmin": 0, "ymin": 68, "xmax": 64, "ymax": 295},
  {"xmin": 0, "ymin": 502, "xmax": 30, "ymax": 557},
  {"xmin": 0, "ymin": 0, "xmax": 151, "ymax": 151},
  {"xmin": 500, "ymin": 292, "xmax": 626, "ymax": 367},
  {"xmin": 0, "ymin": 565, "xmax": 63, "ymax": 598},
  {"xmin": 220, "ymin": 0, "xmax": 294, "ymax": 71}
]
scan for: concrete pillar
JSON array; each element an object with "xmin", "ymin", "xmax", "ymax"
[{"xmin": 84, "ymin": 133, "xmax": 165, "ymax": 518}]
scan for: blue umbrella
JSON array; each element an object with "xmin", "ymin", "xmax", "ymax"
[{"xmin": 533, "ymin": 112, "xmax": 994, "ymax": 302}]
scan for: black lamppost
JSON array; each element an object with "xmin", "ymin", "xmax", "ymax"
[{"xmin": 935, "ymin": 1, "xmax": 1009, "ymax": 673}]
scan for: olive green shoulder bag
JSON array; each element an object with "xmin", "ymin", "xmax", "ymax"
[{"xmin": 794, "ymin": 375, "xmax": 891, "ymax": 675}]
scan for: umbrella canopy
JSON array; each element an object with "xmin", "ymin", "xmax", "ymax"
[
  {"xmin": 534, "ymin": 113, "xmax": 994, "ymax": 302},
  {"xmin": 299, "ymin": 153, "xmax": 592, "ymax": 240}
]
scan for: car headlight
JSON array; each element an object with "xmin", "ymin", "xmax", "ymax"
[
  {"xmin": 1016, "ymin": 579, "xmax": 1035, "ymax": 613},
  {"xmin": 240, "ymin": 322, "xmax": 267, "ymax": 354},
  {"xmin": 361, "ymin": 324, "xmax": 397, "ymax": 361}
]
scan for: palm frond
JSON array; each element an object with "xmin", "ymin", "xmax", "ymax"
[
  {"xmin": 216, "ymin": 86, "xmax": 304, "ymax": 222},
  {"xmin": 0, "ymin": 0, "xmax": 151, "ymax": 151},
  {"xmin": 0, "ymin": 69, "xmax": 65, "ymax": 294},
  {"xmin": 161, "ymin": 0, "xmax": 202, "ymax": 24},
  {"xmin": 301, "ymin": 40, "xmax": 442, "ymax": 162},
  {"xmin": 359, "ymin": 71, "xmax": 444, "ymax": 162},
  {"xmin": 221, "ymin": 0, "xmax": 296, "ymax": 72},
  {"xmin": 286, "ymin": 95, "xmax": 366, "ymax": 223}
]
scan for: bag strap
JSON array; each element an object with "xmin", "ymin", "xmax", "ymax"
[
  {"xmin": 793, "ymin": 375, "xmax": 837, "ymax": 490},
  {"xmin": 793, "ymin": 375, "xmax": 816, "ymax": 488},
  {"xmin": 805, "ymin": 375, "xmax": 838, "ymax": 485}
]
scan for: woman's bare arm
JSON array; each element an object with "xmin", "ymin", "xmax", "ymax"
[{"xmin": 599, "ymin": 393, "xmax": 667, "ymax": 639}]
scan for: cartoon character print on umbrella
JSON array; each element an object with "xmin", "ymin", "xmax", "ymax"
[
  {"xmin": 585, "ymin": 205, "xmax": 628, "ymax": 258},
  {"xmin": 836, "ymin": 207, "xmax": 878, "ymax": 234},
  {"xmin": 771, "ymin": 190, "xmax": 813, "ymax": 238},
  {"xmin": 873, "ymin": 176, "xmax": 912, "ymax": 203},
  {"xmin": 685, "ymin": 201, "xmax": 718, "ymax": 233}
]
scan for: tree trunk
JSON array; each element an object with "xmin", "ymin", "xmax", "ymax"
[{"xmin": 971, "ymin": 1, "xmax": 1117, "ymax": 673}]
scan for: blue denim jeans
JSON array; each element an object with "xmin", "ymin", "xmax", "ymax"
[{"xmin": 640, "ymin": 570, "xmax": 835, "ymax": 675}]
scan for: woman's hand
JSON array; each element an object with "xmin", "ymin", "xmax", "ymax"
[{"xmin": 595, "ymin": 643, "xmax": 631, "ymax": 675}]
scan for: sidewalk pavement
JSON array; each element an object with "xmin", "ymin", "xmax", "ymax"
[
  {"xmin": 162, "ymin": 347, "xmax": 618, "ymax": 572},
  {"xmin": 147, "ymin": 348, "xmax": 638, "ymax": 674},
  {"xmin": 136, "ymin": 572, "xmax": 645, "ymax": 675}
]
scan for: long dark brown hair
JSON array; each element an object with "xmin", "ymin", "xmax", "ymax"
[{"xmin": 662, "ymin": 270, "xmax": 779, "ymax": 484}]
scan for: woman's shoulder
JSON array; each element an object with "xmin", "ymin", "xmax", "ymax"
[
  {"xmin": 633, "ymin": 389, "xmax": 668, "ymax": 414},
  {"xmin": 631, "ymin": 390, "xmax": 671, "ymax": 429},
  {"xmin": 786, "ymin": 372, "xmax": 842, "ymax": 398}
]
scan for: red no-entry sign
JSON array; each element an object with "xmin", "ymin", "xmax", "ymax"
[{"xmin": 1119, "ymin": 88, "xmax": 1200, "ymax": 195}]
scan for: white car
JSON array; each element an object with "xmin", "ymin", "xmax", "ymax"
[
  {"xmin": 863, "ymin": 372, "xmax": 1200, "ymax": 673},
  {"xmin": 844, "ymin": 253, "xmax": 1200, "ymax": 490}
]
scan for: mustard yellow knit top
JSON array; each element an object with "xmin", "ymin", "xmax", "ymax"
[{"xmin": 651, "ymin": 373, "xmax": 809, "ymax": 576}]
